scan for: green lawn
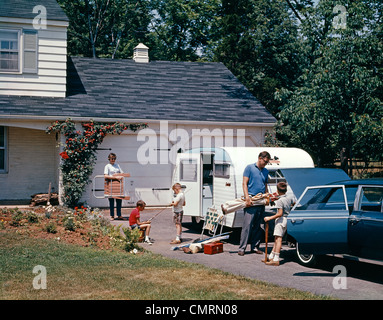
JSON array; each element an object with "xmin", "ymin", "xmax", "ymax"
[{"xmin": 0, "ymin": 231, "xmax": 331, "ymax": 300}]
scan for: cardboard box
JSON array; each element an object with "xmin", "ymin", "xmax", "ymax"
[{"xmin": 204, "ymin": 242, "xmax": 223, "ymax": 255}]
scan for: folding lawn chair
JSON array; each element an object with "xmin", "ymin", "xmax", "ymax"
[
  {"xmin": 200, "ymin": 206, "xmax": 224, "ymax": 240},
  {"xmin": 92, "ymin": 174, "xmax": 131, "ymax": 200}
]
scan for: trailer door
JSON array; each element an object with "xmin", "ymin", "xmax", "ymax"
[{"xmin": 176, "ymin": 153, "xmax": 202, "ymax": 217}]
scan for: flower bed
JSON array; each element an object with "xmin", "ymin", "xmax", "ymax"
[{"xmin": 0, "ymin": 206, "xmax": 141, "ymax": 253}]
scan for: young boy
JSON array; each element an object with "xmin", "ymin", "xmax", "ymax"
[
  {"xmin": 169, "ymin": 183, "xmax": 186, "ymax": 244},
  {"xmin": 263, "ymin": 182, "xmax": 295, "ymax": 266},
  {"xmin": 129, "ymin": 200, "xmax": 152, "ymax": 245}
]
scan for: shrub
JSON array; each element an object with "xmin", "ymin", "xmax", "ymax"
[
  {"xmin": 10, "ymin": 209, "xmax": 24, "ymax": 227},
  {"xmin": 44, "ymin": 204, "xmax": 56, "ymax": 219},
  {"xmin": 0, "ymin": 219, "xmax": 7, "ymax": 230},
  {"xmin": 122, "ymin": 227, "xmax": 141, "ymax": 252},
  {"xmin": 44, "ymin": 222, "xmax": 57, "ymax": 234},
  {"xmin": 109, "ymin": 225, "xmax": 141, "ymax": 252},
  {"xmin": 26, "ymin": 211, "xmax": 39, "ymax": 223},
  {"xmin": 63, "ymin": 215, "xmax": 77, "ymax": 231}
]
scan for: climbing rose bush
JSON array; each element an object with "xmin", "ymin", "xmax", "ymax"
[{"xmin": 46, "ymin": 118, "xmax": 148, "ymax": 207}]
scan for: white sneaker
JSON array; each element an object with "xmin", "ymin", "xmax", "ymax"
[{"xmin": 144, "ymin": 239, "xmax": 152, "ymax": 245}]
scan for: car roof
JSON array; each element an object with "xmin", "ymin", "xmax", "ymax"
[{"xmin": 330, "ymin": 178, "xmax": 383, "ymax": 186}]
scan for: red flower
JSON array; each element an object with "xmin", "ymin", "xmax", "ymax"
[{"xmin": 59, "ymin": 151, "xmax": 69, "ymax": 159}]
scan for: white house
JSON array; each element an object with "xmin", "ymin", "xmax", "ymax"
[{"xmin": 0, "ymin": 0, "xmax": 276, "ymax": 207}]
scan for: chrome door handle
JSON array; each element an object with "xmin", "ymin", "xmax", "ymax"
[
  {"xmin": 349, "ymin": 218, "xmax": 360, "ymax": 226},
  {"xmin": 291, "ymin": 219, "xmax": 304, "ymax": 224}
]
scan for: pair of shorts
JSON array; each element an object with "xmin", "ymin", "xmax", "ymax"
[
  {"xmin": 273, "ymin": 216, "xmax": 287, "ymax": 237},
  {"xmin": 173, "ymin": 211, "xmax": 183, "ymax": 225}
]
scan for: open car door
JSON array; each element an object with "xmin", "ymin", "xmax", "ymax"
[
  {"xmin": 281, "ymin": 168, "xmax": 350, "ymax": 200},
  {"xmin": 287, "ymin": 185, "xmax": 350, "ymax": 255}
]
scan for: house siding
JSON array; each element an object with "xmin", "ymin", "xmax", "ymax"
[
  {"xmin": 85, "ymin": 122, "xmax": 271, "ymax": 208},
  {"xmin": 0, "ymin": 126, "xmax": 58, "ymax": 200},
  {"xmin": 0, "ymin": 20, "xmax": 67, "ymax": 97}
]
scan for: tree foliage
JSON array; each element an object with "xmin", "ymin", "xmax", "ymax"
[
  {"xmin": 57, "ymin": 0, "xmax": 152, "ymax": 58},
  {"xmin": 57, "ymin": 0, "xmax": 383, "ymax": 170},
  {"xmin": 274, "ymin": 0, "xmax": 383, "ymax": 167},
  {"xmin": 211, "ymin": 0, "xmax": 307, "ymax": 115},
  {"xmin": 148, "ymin": 0, "xmax": 220, "ymax": 61}
]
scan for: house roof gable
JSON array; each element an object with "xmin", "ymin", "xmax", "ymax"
[{"xmin": 0, "ymin": 57, "xmax": 276, "ymax": 124}]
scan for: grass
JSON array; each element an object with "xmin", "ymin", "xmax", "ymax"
[{"xmin": 0, "ymin": 231, "xmax": 332, "ymax": 300}]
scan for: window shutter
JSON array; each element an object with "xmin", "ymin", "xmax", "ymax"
[{"xmin": 23, "ymin": 30, "xmax": 38, "ymax": 74}]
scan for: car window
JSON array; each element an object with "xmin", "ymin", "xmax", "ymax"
[
  {"xmin": 359, "ymin": 186, "xmax": 383, "ymax": 213},
  {"xmin": 345, "ymin": 186, "xmax": 358, "ymax": 212},
  {"xmin": 295, "ymin": 186, "xmax": 347, "ymax": 211}
]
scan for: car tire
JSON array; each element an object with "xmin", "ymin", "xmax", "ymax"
[{"xmin": 296, "ymin": 242, "xmax": 318, "ymax": 267}]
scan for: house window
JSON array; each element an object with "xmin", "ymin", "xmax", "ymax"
[
  {"xmin": 0, "ymin": 29, "xmax": 38, "ymax": 74},
  {"xmin": 0, "ymin": 126, "xmax": 6, "ymax": 172},
  {"xmin": 0, "ymin": 30, "xmax": 19, "ymax": 72}
]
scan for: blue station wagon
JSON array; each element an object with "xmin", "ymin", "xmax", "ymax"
[{"xmin": 281, "ymin": 169, "xmax": 383, "ymax": 266}]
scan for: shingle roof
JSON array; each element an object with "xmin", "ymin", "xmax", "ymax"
[
  {"xmin": 0, "ymin": 0, "xmax": 69, "ymax": 21},
  {"xmin": 0, "ymin": 57, "xmax": 276, "ymax": 124}
]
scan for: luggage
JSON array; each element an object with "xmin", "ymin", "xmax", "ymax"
[{"xmin": 204, "ymin": 242, "xmax": 223, "ymax": 255}]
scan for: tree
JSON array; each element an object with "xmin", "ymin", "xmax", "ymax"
[
  {"xmin": 148, "ymin": 0, "xmax": 220, "ymax": 61},
  {"xmin": 211, "ymin": 0, "xmax": 306, "ymax": 115},
  {"xmin": 57, "ymin": 0, "xmax": 151, "ymax": 58},
  {"xmin": 274, "ymin": 0, "xmax": 383, "ymax": 168}
]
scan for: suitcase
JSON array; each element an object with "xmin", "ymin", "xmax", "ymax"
[{"xmin": 204, "ymin": 242, "xmax": 223, "ymax": 255}]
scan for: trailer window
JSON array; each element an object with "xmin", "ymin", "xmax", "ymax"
[
  {"xmin": 180, "ymin": 159, "xmax": 198, "ymax": 182},
  {"xmin": 214, "ymin": 163, "xmax": 230, "ymax": 178}
]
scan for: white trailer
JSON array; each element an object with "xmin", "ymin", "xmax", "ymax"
[{"xmin": 172, "ymin": 147, "xmax": 315, "ymax": 228}]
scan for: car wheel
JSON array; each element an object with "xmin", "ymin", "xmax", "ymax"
[{"xmin": 296, "ymin": 242, "xmax": 318, "ymax": 267}]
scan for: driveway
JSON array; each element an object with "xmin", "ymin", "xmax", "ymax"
[{"xmin": 111, "ymin": 207, "xmax": 383, "ymax": 300}]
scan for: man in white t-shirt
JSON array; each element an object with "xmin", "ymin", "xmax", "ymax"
[{"xmin": 169, "ymin": 183, "xmax": 186, "ymax": 244}]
